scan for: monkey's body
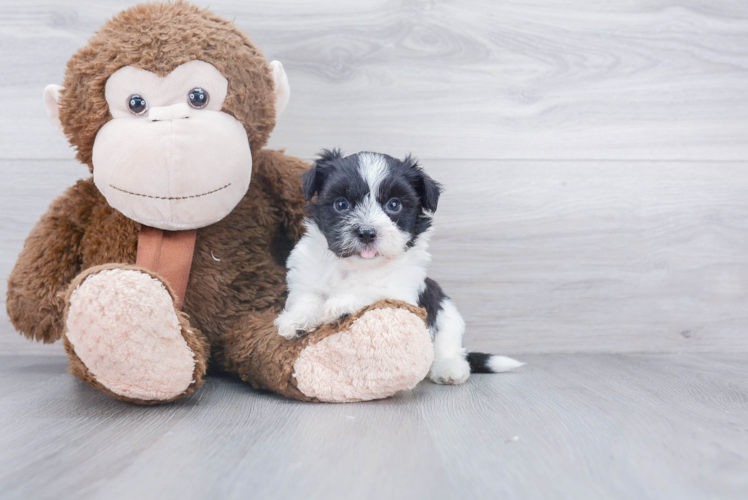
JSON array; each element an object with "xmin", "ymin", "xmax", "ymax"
[
  {"xmin": 9, "ymin": 149, "xmax": 302, "ymax": 346},
  {"xmin": 6, "ymin": 3, "xmax": 434, "ymax": 404}
]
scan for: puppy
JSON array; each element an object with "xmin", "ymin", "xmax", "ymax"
[{"xmin": 275, "ymin": 150, "xmax": 523, "ymax": 384}]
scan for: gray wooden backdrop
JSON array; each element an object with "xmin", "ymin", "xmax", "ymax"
[{"xmin": 2, "ymin": 0, "xmax": 747, "ymax": 355}]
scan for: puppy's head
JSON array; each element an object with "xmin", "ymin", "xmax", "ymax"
[{"xmin": 303, "ymin": 149, "xmax": 442, "ymax": 260}]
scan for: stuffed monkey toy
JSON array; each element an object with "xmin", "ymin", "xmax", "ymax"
[{"xmin": 7, "ymin": 2, "xmax": 434, "ymax": 404}]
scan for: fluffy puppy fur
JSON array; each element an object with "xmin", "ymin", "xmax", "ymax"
[{"xmin": 275, "ymin": 150, "xmax": 522, "ymax": 384}]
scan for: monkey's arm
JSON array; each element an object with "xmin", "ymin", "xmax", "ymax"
[
  {"xmin": 6, "ymin": 179, "xmax": 94, "ymax": 343},
  {"xmin": 253, "ymin": 149, "xmax": 309, "ymax": 244}
]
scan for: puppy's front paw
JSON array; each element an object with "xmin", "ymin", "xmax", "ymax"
[
  {"xmin": 274, "ymin": 313, "xmax": 317, "ymax": 340},
  {"xmin": 321, "ymin": 297, "xmax": 366, "ymax": 323},
  {"xmin": 429, "ymin": 357, "xmax": 471, "ymax": 385}
]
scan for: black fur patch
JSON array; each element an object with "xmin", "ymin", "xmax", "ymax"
[
  {"xmin": 417, "ymin": 277, "xmax": 447, "ymax": 330},
  {"xmin": 467, "ymin": 352, "xmax": 495, "ymax": 373},
  {"xmin": 270, "ymin": 223, "xmax": 295, "ymax": 267},
  {"xmin": 376, "ymin": 153, "xmax": 442, "ymax": 247}
]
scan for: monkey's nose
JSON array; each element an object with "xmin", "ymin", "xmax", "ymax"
[
  {"xmin": 357, "ymin": 227, "xmax": 377, "ymax": 243},
  {"xmin": 148, "ymin": 102, "xmax": 191, "ymax": 122}
]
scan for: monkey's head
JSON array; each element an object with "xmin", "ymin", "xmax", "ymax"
[{"xmin": 43, "ymin": 2, "xmax": 290, "ymax": 230}]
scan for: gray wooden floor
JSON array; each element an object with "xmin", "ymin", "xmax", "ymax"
[
  {"xmin": 1, "ymin": 353, "xmax": 747, "ymax": 500},
  {"xmin": 2, "ymin": 0, "xmax": 748, "ymax": 499}
]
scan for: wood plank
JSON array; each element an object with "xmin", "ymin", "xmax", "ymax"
[
  {"xmin": 0, "ymin": 353, "xmax": 746, "ymax": 499},
  {"xmin": 427, "ymin": 159, "xmax": 748, "ymax": 354},
  {"xmin": 418, "ymin": 353, "xmax": 748, "ymax": 500},
  {"xmin": 2, "ymin": 1, "xmax": 748, "ymax": 161},
  {"xmin": 2, "ymin": 158, "xmax": 747, "ymax": 355}
]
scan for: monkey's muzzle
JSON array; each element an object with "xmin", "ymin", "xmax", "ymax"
[{"xmin": 92, "ymin": 107, "xmax": 252, "ymax": 230}]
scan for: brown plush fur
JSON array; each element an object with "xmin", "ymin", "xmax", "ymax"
[
  {"xmin": 7, "ymin": 2, "xmax": 428, "ymax": 404},
  {"xmin": 6, "ymin": 178, "xmax": 139, "ymax": 343}
]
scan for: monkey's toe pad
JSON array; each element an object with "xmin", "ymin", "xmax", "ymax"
[
  {"xmin": 293, "ymin": 307, "xmax": 434, "ymax": 402},
  {"xmin": 65, "ymin": 268, "xmax": 196, "ymax": 401}
]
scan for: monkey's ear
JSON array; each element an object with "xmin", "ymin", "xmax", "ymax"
[
  {"xmin": 43, "ymin": 84, "xmax": 65, "ymax": 136},
  {"xmin": 269, "ymin": 61, "xmax": 290, "ymax": 119}
]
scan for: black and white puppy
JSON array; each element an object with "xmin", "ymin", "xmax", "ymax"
[{"xmin": 275, "ymin": 150, "xmax": 522, "ymax": 384}]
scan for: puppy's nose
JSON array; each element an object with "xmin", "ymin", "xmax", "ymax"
[{"xmin": 357, "ymin": 227, "xmax": 377, "ymax": 243}]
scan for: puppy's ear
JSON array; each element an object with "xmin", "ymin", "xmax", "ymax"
[
  {"xmin": 403, "ymin": 155, "xmax": 442, "ymax": 213},
  {"xmin": 302, "ymin": 148, "xmax": 343, "ymax": 200},
  {"xmin": 419, "ymin": 172, "xmax": 442, "ymax": 213},
  {"xmin": 301, "ymin": 166, "xmax": 322, "ymax": 201}
]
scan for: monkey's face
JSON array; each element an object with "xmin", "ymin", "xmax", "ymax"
[
  {"xmin": 44, "ymin": 3, "xmax": 291, "ymax": 229},
  {"xmin": 89, "ymin": 60, "xmax": 252, "ymax": 230}
]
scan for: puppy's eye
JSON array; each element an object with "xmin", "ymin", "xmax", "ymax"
[
  {"xmin": 385, "ymin": 198, "xmax": 402, "ymax": 213},
  {"xmin": 334, "ymin": 198, "xmax": 350, "ymax": 212},
  {"xmin": 187, "ymin": 87, "xmax": 209, "ymax": 109},
  {"xmin": 127, "ymin": 95, "xmax": 148, "ymax": 115}
]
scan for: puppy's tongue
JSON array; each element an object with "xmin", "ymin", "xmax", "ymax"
[{"xmin": 360, "ymin": 249, "xmax": 377, "ymax": 259}]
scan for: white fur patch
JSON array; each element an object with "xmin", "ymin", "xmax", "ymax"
[
  {"xmin": 429, "ymin": 357, "xmax": 470, "ymax": 385},
  {"xmin": 487, "ymin": 355, "xmax": 526, "ymax": 372},
  {"xmin": 357, "ymin": 152, "xmax": 389, "ymax": 199},
  {"xmin": 432, "ymin": 298, "xmax": 467, "ymax": 360},
  {"xmin": 428, "ymin": 298, "xmax": 470, "ymax": 384}
]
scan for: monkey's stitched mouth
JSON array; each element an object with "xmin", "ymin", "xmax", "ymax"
[{"xmin": 109, "ymin": 183, "xmax": 231, "ymax": 200}]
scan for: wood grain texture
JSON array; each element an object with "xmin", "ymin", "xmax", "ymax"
[
  {"xmin": 427, "ymin": 159, "xmax": 748, "ymax": 354},
  {"xmin": 0, "ymin": 353, "xmax": 746, "ymax": 500},
  {"xmin": 2, "ymin": 159, "xmax": 746, "ymax": 355},
  {"xmin": 2, "ymin": 0, "xmax": 748, "ymax": 161}
]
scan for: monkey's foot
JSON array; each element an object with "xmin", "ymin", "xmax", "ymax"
[
  {"xmin": 292, "ymin": 300, "xmax": 434, "ymax": 402},
  {"xmin": 63, "ymin": 264, "xmax": 207, "ymax": 404}
]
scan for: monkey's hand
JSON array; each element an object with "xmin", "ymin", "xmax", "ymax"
[{"xmin": 6, "ymin": 179, "xmax": 100, "ymax": 343}]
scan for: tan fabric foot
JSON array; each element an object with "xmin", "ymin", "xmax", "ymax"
[
  {"xmin": 219, "ymin": 300, "xmax": 433, "ymax": 403},
  {"xmin": 293, "ymin": 304, "xmax": 434, "ymax": 402},
  {"xmin": 63, "ymin": 264, "xmax": 208, "ymax": 405}
]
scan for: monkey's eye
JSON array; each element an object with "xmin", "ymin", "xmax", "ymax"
[
  {"xmin": 127, "ymin": 95, "xmax": 148, "ymax": 115},
  {"xmin": 384, "ymin": 198, "xmax": 402, "ymax": 213},
  {"xmin": 334, "ymin": 198, "xmax": 350, "ymax": 212},
  {"xmin": 187, "ymin": 87, "xmax": 209, "ymax": 109}
]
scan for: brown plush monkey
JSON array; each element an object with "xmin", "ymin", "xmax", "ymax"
[{"xmin": 7, "ymin": 2, "xmax": 433, "ymax": 404}]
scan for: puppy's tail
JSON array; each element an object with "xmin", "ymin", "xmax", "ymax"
[{"xmin": 467, "ymin": 352, "xmax": 525, "ymax": 373}]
